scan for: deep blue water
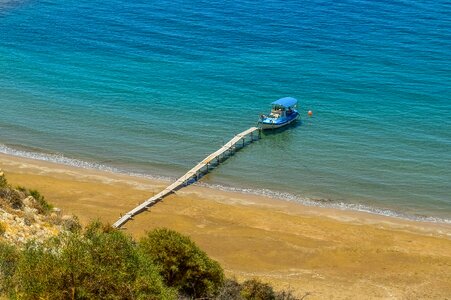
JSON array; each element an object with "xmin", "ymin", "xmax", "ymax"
[{"xmin": 1, "ymin": 0, "xmax": 450, "ymax": 222}]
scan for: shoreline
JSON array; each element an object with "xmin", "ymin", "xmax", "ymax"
[
  {"xmin": 1, "ymin": 144, "xmax": 450, "ymax": 225},
  {"xmin": 0, "ymin": 151, "xmax": 450, "ymax": 236},
  {"xmin": 1, "ymin": 152, "xmax": 451, "ymax": 298}
]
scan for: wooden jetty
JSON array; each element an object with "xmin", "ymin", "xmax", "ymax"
[{"xmin": 112, "ymin": 126, "xmax": 261, "ymax": 228}]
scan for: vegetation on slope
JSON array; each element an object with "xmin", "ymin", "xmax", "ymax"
[
  {"xmin": 140, "ymin": 228, "xmax": 224, "ymax": 298},
  {"xmin": 0, "ymin": 170, "xmax": 298, "ymax": 300},
  {"xmin": 0, "ymin": 170, "xmax": 79, "ymax": 246}
]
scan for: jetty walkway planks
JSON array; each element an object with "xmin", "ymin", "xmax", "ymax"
[{"xmin": 112, "ymin": 126, "xmax": 261, "ymax": 228}]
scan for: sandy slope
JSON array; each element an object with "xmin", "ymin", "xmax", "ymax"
[{"xmin": 1, "ymin": 153, "xmax": 450, "ymax": 299}]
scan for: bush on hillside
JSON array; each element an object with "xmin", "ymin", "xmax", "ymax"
[
  {"xmin": 0, "ymin": 241, "xmax": 19, "ymax": 297},
  {"xmin": 216, "ymin": 278, "xmax": 244, "ymax": 300},
  {"xmin": 139, "ymin": 228, "xmax": 225, "ymax": 299},
  {"xmin": 29, "ymin": 189, "xmax": 53, "ymax": 214},
  {"xmin": 0, "ymin": 173, "xmax": 7, "ymax": 189},
  {"xmin": 80, "ymin": 221, "xmax": 174, "ymax": 299},
  {"xmin": 0, "ymin": 184, "xmax": 53, "ymax": 213},
  {"xmin": 0, "ymin": 188, "xmax": 24, "ymax": 210},
  {"xmin": 216, "ymin": 278, "xmax": 300, "ymax": 300},
  {"xmin": 10, "ymin": 186, "xmax": 53, "ymax": 214},
  {"xmin": 275, "ymin": 289, "xmax": 300, "ymax": 300},
  {"xmin": 0, "ymin": 174, "xmax": 24, "ymax": 210},
  {"xmin": 14, "ymin": 239, "xmax": 66, "ymax": 298},
  {"xmin": 5, "ymin": 221, "xmax": 176, "ymax": 300},
  {"xmin": 61, "ymin": 215, "xmax": 82, "ymax": 233},
  {"xmin": 241, "ymin": 279, "xmax": 276, "ymax": 300}
]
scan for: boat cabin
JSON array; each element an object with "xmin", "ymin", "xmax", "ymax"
[{"xmin": 269, "ymin": 97, "xmax": 297, "ymax": 118}]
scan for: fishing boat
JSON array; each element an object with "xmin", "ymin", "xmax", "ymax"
[{"xmin": 258, "ymin": 97, "xmax": 300, "ymax": 129}]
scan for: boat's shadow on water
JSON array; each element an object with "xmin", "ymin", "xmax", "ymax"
[{"xmin": 260, "ymin": 119, "xmax": 302, "ymax": 136}]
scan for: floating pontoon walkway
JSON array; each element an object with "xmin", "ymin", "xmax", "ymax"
[{"xmin": 112, "ymin": 127, "xmax": 261, "ymax": 228}]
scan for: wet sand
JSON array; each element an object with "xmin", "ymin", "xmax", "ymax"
[{"xmin": 1, "ymin": 153, "xmax": 450, "ymax": 299}]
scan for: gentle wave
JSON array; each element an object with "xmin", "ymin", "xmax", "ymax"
[
  {"xmin": 196, "ymin": 183, "xmax": 451, "ymax": 225},
  {"xmin": 0, "ymin": 144, "xmax": 173, "ymax": 182},
  {"xmin": 1, "ymin": 143, "xmax": 449, "ymax": 225}
]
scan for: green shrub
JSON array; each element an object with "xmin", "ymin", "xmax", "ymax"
[
  {"xmin": 241, "ymin": 279, "xmax": 276, "ymax": 300},
  {"xmin": 16, "ymin": 186, "xmax": 27, "ymax": 193},
  {"xmin": 133, "ymin": 251, "xmax": 177, "ymax": 300},
  {"xmin": 0, "ymin": 241, "xmax": 19, "ymax": 297},
  {"xmin": 0, "ymin": 174, "xmax": 7, "ymax": 189},
  {"xmin": 139, "ymin": 228, "xmax": 224, "ymax": 298},
  {"xmin": 217, "ymin": 278, "xmax": 300, "ymax": 300},
  {"xmin": 217, "ymin": 278, "xmax": 244, "ymax": 300},
  {"xmin": 63, "ymin": 221, "xmax": 174, "ymax": 299},
  {"xmin": 81, "ymin": 221, "xmax": 142, "ymax": 298},
  {"xmin": 0, "ymin": 174, "xmax": 52, "ymax": 215},
  {"xmin": 61, "ymin": 215, "xmax": 82, "ymax": 233},
  {"xmin": 0, "ymin": 188, "xmax": 24, "ymax": 209},
  {"xmin": 29, "ymin": 189, "xmax": 53, "ymax": 214},
  {"xmin": 275, "ymin": 289, "xmax": 300, "ymax": 300},
  {"xmin": 13, "ymin": 240, "xmax": 66, "ymax": 299},
  {"xmin": 6, "ymin": 221, "xmax": 176, "ymax": 300}
]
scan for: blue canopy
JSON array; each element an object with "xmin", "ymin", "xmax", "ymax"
[{"xmin": 271, "ymin": 97, "xmax": 297, "ymax": 108}]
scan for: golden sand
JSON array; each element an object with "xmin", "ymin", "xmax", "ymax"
[{"xmin": 1, "ymin": 153, "xmax": 450, "ymax": 299}]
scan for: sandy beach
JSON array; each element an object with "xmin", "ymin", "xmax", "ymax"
[{"xmin": 1, "ymin": 153, "xmax": 450, "ymax": 299}]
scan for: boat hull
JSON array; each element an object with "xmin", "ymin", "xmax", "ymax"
[{"xmin": 259, "ymin": 112, "xmax": 299, "ymax": 130}]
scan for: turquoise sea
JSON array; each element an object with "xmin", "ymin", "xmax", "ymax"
[{"xmin": 1, "ymin": 0, "xmax": 450, "ymax": 222}]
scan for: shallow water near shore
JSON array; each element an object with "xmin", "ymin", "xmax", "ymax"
[{"xmin": 1, "ymin": 0, "xmax": 450, "ymax": 222}]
